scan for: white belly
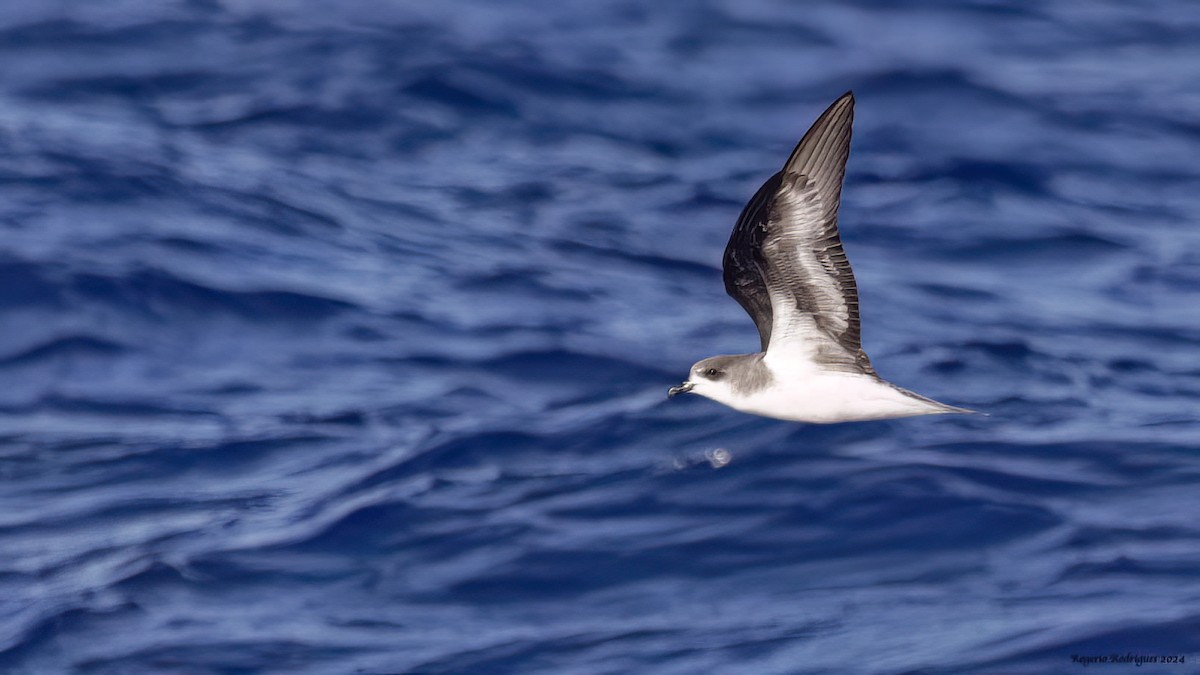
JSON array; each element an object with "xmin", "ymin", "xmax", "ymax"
[{"xmin": 731, "ymin": 370, "xmax": 944, "ymax": 423}]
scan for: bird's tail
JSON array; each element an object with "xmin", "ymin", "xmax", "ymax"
[{"xmin": 893, "ymin": 385, "xmax": 984, "ymax": 417}]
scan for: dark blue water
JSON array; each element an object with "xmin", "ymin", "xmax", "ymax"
[{"xmin": 2, "ymin": 2, "xmax": 1198, "ymax": 673}]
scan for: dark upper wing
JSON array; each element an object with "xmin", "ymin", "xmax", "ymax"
[
  {"xmin": 722, "ymin": 91, "xmax": 873, "ymax": 373},
  {"xmin": 723, "ymin": 171, "xmax": 781, "ymax": 351}
]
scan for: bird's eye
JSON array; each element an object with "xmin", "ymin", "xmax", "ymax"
[{"xmin": 703, "ymin": 368, "xmax": 722, "ymax": 379}]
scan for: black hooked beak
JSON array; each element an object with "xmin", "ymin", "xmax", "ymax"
[{"xmin": 667, "ymin": 381, "xmax": 695, "ymax": 398}]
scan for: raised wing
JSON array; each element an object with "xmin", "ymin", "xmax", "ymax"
[
  {"xmin": 723, "ymin": 171, "xmax": 781, "ymax": 351},
  {"xmin": 722, "ymin": 91, "xmax": 873, "ymax": 374}
]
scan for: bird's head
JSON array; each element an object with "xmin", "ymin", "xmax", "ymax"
[{"xmin": 668, "ymin": 355, "xmax": 744, "ymax": 405}]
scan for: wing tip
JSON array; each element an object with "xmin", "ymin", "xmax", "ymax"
[
  {"xmin": 783, "ymin": 91, "xmax": 856, "ymax": 175},
  {"xmin": 829, "ymin": 90, "xmax": 855, "ymax": 118}
]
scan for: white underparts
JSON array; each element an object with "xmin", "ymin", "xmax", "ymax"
[{"xmin": 695, "ymin": 351, "xmax": 958, "ymax": 423}]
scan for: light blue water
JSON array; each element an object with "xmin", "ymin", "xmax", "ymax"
[{"xmin": 1, "ymin": 2, "xmax": 1198, "ymax": 673}]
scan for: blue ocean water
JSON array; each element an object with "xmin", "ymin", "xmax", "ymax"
[{"xmin": 1, "ymin": 1, "xmax": 1198, "ymax": 673}]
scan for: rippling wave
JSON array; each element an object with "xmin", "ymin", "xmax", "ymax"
[{"xmin": 1, "ymin": 1, "xmax": 1198, "ymax": 673}]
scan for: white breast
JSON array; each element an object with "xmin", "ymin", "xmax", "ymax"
[{"xmin": 732, "ymin": 356, "xmax": 945, "ymax": 423}]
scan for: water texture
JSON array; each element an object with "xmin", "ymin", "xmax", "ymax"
[{"xmin": 1, "ymin": 1, "xmax": 1198, "ymax": 673}]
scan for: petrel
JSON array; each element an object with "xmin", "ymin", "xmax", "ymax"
[{"xmin": 668, "ymin": 92, "xmax": 973, "ymax": 423}]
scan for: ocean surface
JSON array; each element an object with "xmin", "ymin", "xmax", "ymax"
[{"xmin": 1, "ymin": 1, "xmax": 1198, "ymax": 673}]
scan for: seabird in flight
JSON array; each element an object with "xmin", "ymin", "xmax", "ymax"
[{"xmin": 668, "ymin": 92, "xmax": 973, "ymax": 423}]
